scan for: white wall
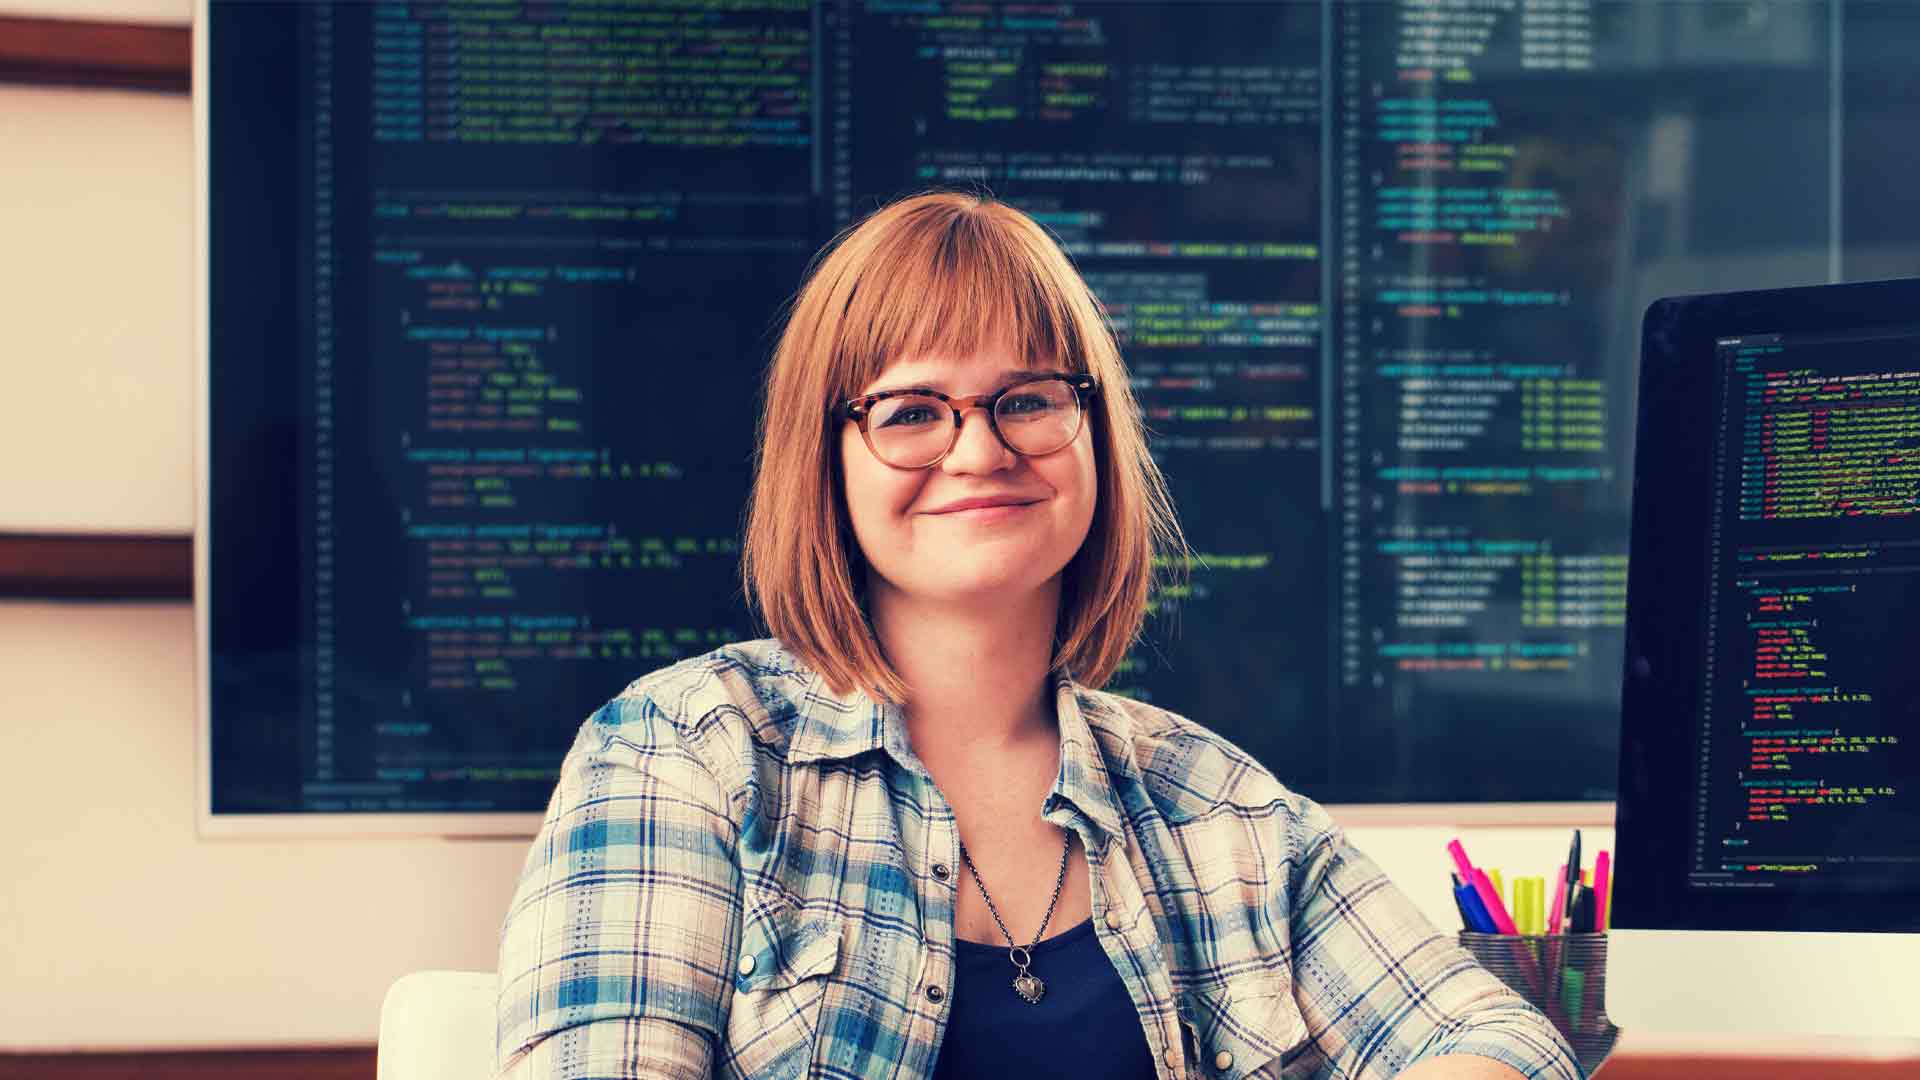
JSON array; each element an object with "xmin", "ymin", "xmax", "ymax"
[
  {"xmin": 0, "ymin": 600, "xmax": 527, "ymax": 1050},
  {"xmin": 0, "ymin": 84, "xmax": 193, "ymax": 535},
  {"xmin": 0, "ymin": 80, "xmax": 1616, "ymax": 1050}
]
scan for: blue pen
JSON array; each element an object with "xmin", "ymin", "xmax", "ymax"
[
  {"xmin": 1456, "ymin": 878, "xmax": 1497, "ymax": 932},
  {"xmin": 1450, "ymin": 873, "xmax": 1477, "ymax": 931}
]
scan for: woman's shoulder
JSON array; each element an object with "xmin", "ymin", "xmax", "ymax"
[
  {"xmin": 1072, "ymin": 684, "xmax": 1329, "ymax": 834},
  {"xmin": 571, "ymin": 638, "xmax": 817, "ymax": 770},
  {"xmin": 611, "ymin": 636, "xmax": 814, "ymax": 709}
]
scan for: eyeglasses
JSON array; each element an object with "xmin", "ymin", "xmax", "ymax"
[{"xmin": 834, "ymin": 372, "xmax": 1100, "ymax": 469}]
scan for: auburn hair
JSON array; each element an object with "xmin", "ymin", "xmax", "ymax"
[{"xmin": 740, "ymin": 190, "xmax": 1186, "ymax": 703}]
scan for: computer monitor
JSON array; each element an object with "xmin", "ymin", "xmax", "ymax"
[{"xmin": 1610, "ymin": 277, "xmax": 1920, "ymax": 1038}]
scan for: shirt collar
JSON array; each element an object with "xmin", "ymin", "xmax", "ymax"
[
  {"xmin": 1044, "ymin": 668, "xmax": 1129, "ymax": 848},
  {"xmin": 785, "ymin": 665, "xmax": 1130, "ymax": 849}
]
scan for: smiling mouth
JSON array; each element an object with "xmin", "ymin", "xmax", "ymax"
[{"xmin": 927, "ymin": 500, "xmax": 1040, "ymax": 516}]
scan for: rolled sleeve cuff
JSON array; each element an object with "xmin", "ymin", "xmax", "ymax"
[
  {"xmin": 497, "ymin": 1016, "xmax": 713, "ymax": 1080},
  {"xmin": 1414, "ymin": 1009, "xmax": 1587, "ymax": 1079}
]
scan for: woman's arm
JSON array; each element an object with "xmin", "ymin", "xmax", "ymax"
[
  {"xmin": 1396, "ymin": 1056, "xmax": 1529, "ymax": 1080},
  {"xmin": 496, "ymin": 695, "xmax": 743, "ymax": 1079},
  {"xmin": 1284, "ymin": 799, "xmax": 1582, "ymax": 1080}
]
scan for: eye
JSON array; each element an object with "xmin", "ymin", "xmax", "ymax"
[
  {"xmin": 876, "ymin": 402, "xmax": 941, "ymax": 427},
  {"xmin": 1000, "ymin": 392, "xmax": 1055, "ymax": 415}
]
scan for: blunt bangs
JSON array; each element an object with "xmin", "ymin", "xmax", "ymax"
[{"xmin": 829, "ymin": 205, "xmax": 1089, "ymax": 397}]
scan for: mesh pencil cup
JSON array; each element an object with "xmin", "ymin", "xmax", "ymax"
[{"xmin": 1458, "ymin": 931, "xmax": 1618, "ymax": 1076}]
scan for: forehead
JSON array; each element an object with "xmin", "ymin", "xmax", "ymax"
[{"xmin": 858, "ymin": 349, "xmax": 1059, "ymax": 395}]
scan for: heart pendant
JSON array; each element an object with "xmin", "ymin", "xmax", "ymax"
[{"xmin": 1013, "ymin": 973, "xmax": 1045, "ymax": 1004}]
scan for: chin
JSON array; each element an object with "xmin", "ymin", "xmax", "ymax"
[{"xmin": 889, "ymin": 554, "xmax": 1067, "ymax": 608}]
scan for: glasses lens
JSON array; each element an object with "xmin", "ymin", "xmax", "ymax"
[
  {"xmin": 866, "ymin": 394, "xmax": 953, "ymax": 467},
  {"xmin": 994, "ymin": 378, "xmax": 1081, "ymax": 456}
]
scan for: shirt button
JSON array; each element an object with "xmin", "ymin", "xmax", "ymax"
[
  {"xmin": 932, "ymin": 863, "xmax": 951, "ymax": 882},
  {"xmin": 1104, "ymin": 909, "xmax": 1123, "ymax": 930},
  {"xmin": 737, "ymin": 954, "xmax": 756, "ymax": 976},
  {"xmin": 925, "ymin": 984, "xmax": 946, "ymax": 1003},
  {"xmin": 1163, "ymin": 1045, "xmax": 1182, "ymax": 1069},
  {"xmin": 1214, "ymin": 1050, "xmax": 1234, "ymax": 1071}
]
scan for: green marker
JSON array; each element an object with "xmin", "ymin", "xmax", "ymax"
[{"xmin": 1562, "ymin": 967, "xmax": 1587, "ymax": 1032}]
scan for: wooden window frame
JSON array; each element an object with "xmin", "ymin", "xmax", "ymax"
[
  {"xmin": 0, "ymin": 534, "xmax": 192, "ymax": 600},
  {"xmin": 0, "ymin": 15, "xmax": 191, "ymax": 94}
]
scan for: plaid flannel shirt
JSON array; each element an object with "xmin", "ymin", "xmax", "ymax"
[{"xmin": 497, "ymin": 639, "xmax": 1581, "ymax": 1079}]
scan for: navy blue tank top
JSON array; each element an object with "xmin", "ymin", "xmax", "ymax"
[{"xmin": 930, "ymin": 917, "xmax": 1157, "ymax": 1079}]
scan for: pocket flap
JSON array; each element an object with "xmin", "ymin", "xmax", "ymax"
[
  {"xmin": 1182, "ymin": 977, "xmax": 1309, "ymax": 1079},
  {"xmin": 735, "ymin": 905, "xmax": 842, "ymax": 994}
]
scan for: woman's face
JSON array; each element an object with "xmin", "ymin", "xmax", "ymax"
[{"xmin": 839, "ymin": 347, "xmax": 1098, "ymax": 614}]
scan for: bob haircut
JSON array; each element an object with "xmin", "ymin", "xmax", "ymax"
[{"xmin": 742, "ymin": 190, "xmax": 1185, "ymax": 704}]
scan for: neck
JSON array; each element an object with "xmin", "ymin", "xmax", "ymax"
[{"xmin": 867, "ymin": 577, "xmax": 1062, "ymax": 767}]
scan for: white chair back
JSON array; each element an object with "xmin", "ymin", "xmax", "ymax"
[{"xmin": 377, "ymin": 970, "xmax": 498, "ymax": 1080}]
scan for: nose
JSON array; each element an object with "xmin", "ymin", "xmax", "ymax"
[{"xmin": 939, "ymin": 402, "xmax": 1017, "ymax": 474}]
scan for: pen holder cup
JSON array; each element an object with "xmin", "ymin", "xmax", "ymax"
[{"xmin": 1459, "ymin": 932, "xmax": 1617, "ymax": 1077}]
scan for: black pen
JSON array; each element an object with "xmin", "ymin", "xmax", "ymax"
[
  {"xmin": 1562, "ymin": 829, "xmax": 1582, "ymax": 928},
  {"xmin": 1569, "ymin": 884, "xmax": 1595, "ymax": 934}
]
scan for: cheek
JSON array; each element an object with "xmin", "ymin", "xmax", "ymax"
[
  {"xmin": 839, "ymin": 427, "xmax": 917, "ymax": 535},
  {"xmin": 1068, "ymin": 439, "xmax": 1099, "ymax": 521}
]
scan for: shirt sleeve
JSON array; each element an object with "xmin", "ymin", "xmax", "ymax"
[
  {"xmin": 1285, "ymin": 799, "xmax": 1583, "ymax": 1080},
  {"xmin": 496, "ymin": 695, "xmax": 743, "ymax": 1079}
]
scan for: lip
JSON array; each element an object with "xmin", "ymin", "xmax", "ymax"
[
  {"xmin": 928, "ymin": 503, "xmax": 1037, "ymax": 524},
  {"xmin": 924, "ymin": 496, "xmax": 1043, "ymax": 515}
]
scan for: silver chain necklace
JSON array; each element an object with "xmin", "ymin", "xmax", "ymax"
[{"xmin": 957, "ymin": 828, "xmax": 1072, "ymax": 1005}]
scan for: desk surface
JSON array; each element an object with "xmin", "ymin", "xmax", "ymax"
[{"xmin": 1595, "ymin": 1030, "xmax": 1920, "ymax": 1079}]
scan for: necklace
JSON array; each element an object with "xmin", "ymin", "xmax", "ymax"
[{"xmin": 957, "ymin": 828, "xmax": 1072, "ymax": 1005}]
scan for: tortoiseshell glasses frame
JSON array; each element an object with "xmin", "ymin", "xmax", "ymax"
[{"xmin": 833, "ymin": 372, "xmax": 1101, "ymax": 469}]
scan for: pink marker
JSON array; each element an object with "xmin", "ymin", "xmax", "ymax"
[
  {"xmin": 1446, "ymin": 838, "xmax": 1477, "ymax": 883},
  {"xmin": 1470, "ymin": 868, "xmax": 1519, "ymax": 934},
  {"xmin": 1548, "ymin": 863, "xmax": 1568, "ymax": 934},
  {"xmin": 1592, "ymin": 851, "xmax": 1612, "ymax": 933}
]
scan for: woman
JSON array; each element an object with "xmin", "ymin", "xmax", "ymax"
[{"xmin": 496, "ymin": 192, "xmax": 1581, "ymax": 1079}]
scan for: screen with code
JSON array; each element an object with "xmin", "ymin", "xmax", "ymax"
[
  {"xmin": 206, "ymin": 0, "xmax": 1916, "ymax": 815},
  {"xmin": 1689, "ymin": 328, "xmax": 1920, "ymax": 892}
]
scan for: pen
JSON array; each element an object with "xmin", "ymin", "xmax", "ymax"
[
  {"xmin": 1593, "ymin": 851, "xmax": 1611, "ymax": 934},
  {"xmin": 1570, "ymin": 884, "xmax": 1595, "ymax": 934},
  {"xmin": 1604, "ymin": 865, "xmax": 1615, "ymax": 930},
  {"xmin": 1454, "ymin": 875, "xmax": 1495, "ymax": 933},
  {"xmin": 1447, "ymin": 838, "xmax": 1519, "ymax": 932},
  {"xmin": 1471, "ymin": 867, "xmax": 1519, "ymax": 934},
  {"xmin": 1563, "ymin": 967, "xmax": 1587, "ymax": 1032},
  {"xmin": 1561, "ymin": 829, "xmax": 1582, "ymax": 928},
  {"xmin": 1446, "ymin": 838, "xmax": 1477, "ymax": 884},
  {"xmin": 1450, "ymin": 873, "xmax": 1478, "ymax": 932}
]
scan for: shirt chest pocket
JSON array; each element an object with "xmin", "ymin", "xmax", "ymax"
[
  {"xmin": 1179, "ymin": 974, "xmax": 1310, "ymax": 1080},
  {"xmin": 722, "ymin": 902, "xmax": 843, "ymax": 1080}
]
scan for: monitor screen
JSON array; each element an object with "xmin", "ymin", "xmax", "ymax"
[
  {"xmin": 1619, "ymin": 278, "xmax": 1920, "ymax": 933},
  {"xmin": 1608, "ymin": 277, "xmax": 1920, "ymax": 1040},
  {"xmin": 1697, "ymin": 326, "xmax": 1920, "ymax": 899},
  {"xmin": 201, "ymin": 0, "xmax": 1915, "ymax": 826}
]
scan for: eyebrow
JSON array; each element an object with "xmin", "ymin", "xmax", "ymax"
[{"xmin": 863, "ymin": 368, "xmax": 1064, "ymax": 397}]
